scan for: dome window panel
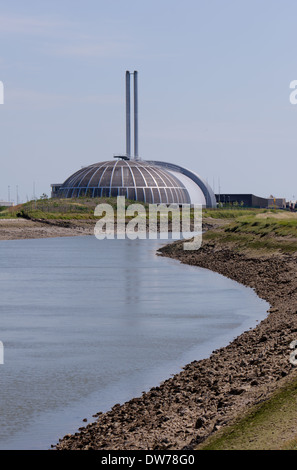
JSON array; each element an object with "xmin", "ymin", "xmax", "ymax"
[
  {"xmin": 159, "ymin": 188, "xmax": 168, "ymax": 204},
  {"xmin": 144, "ymin": 188, "xmax": 153, "ymax": 204},
  {"xmin": 152, "ymin": 188, "xmax": 160, "ymax": 203},
  {"xmin": 122, "ymin": 166, "xmax": 135, "ymax": 186},
  {"xmin": 127, "ymin": 188, "xmax": 136, "ymax": 200},
  {"xmin": 110, "ymin": 187, "xmax": 119, "ymax": 198},
  {"xmin": 99, "ymin": 167, "xmax": 113, "ymax": 187},
  {"xmin": 139, "ymin": 169, "xmax": 155, "ymax": 187},
  {"xmin": 132, "ymin": 167, "xmax": 146, "ymax": 187},
  {"xmin": 136, "ymin": 187, "xmax": 144, "ymax": 202},
  {"xmin": 111, "ymin": 168, "xmax": 123, "ymax": 187}
]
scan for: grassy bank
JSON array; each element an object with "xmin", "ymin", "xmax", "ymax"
[
  {"xmin": 0, "ymin": 198, "xmax": 230, "ymax": 222},
  {"xmin": 2, "ymin": 201, "xmax": 297, "ymax": 252},
  {"xmin": 157, "ymin": 207, "xmax": 297, "ymax": 450},
  {"xmin": 2, "ymin": 200, "xmax": 297, "ymax": 250},
  {"xmin": 203, "ymin": 210, "xmax": 297, "ymax": 253},
  {"xmin": 196, "ymin": 209, "xmax": 297, "ymax": 450},
  {"xmin": 5, "ymin": 197, "xmax": 144, "ymax": 220},
  {"xmin": 1, "ymin": 199, "xmax": 289, "ymax": 222},
  {"xmin": 203, "ymin": 208, "xmax": 272, "ymax": 219},
  {"xmin": 197, "ymin": 372, "xmax": 297, "ymax": 450}
]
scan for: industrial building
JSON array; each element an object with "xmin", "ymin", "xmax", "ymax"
[
  {"xmin": 51, "ymin": 71, "xmax": 216, "ymax": 208},
  {"xmin": 215, "ymin": 193, "xmax": 269, "ymax": 208},
  {"xmin": 267, "ymin": 196, "xmax": 286, "ymax": 209},
  {"xmin": 215, "ymin": 193, "xmax": 289, "ymax": 209},
  {"xmin": 54, "ymin": 159, "xmax": 191, "ymax": 204}
]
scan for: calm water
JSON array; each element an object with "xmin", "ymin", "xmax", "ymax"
[{"xmin": 0, "ymin": 236, "xmax": 269, "ymax": 449}]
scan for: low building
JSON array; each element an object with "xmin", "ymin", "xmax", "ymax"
[
  {"xmin": 51, "ymin": 184, "xmax": 62, "ymax": 198},
  {"xmin": 286, "ymin": 200, "xmax": 297, "ymax": 211},
  {"xmin": 215, "ymin": 193, "xmax": 269, "ymax": 208},
  {"xmin": 0, "ymin": 201, "xmax": 14, "ymax": 207},
  {"xmin": 267, "ymin": 196, "xmax": 286, "ymax": 209}
]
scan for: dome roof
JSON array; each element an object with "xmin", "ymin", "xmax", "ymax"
[
  {"xmin": 146, "ymin": 160, "xmax": 217, "ymax": 208},
  {"xmin": 56, "ymin": 159, "xmax": 191, "ymax": 204}
]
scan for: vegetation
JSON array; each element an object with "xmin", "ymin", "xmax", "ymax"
[
  {"xmin": 1, "ymin": 201, "xmax": 297, "ymax": 253},
  {"xmin": 203, "ymin": 210, "xmax": 297, "ymax": 253},
  {"xmin": 225, "ymin": 217, "xmax": 297, "ymax": 238},
  {"xmin": 0, "ymin": 204, "xmax": 21, "ymax": 219},
  {"xmin": 0, "ymin": 197, "xmax": 201, "ymax": 221},
  {"xmin": 203, "ymin": 208, "xmax": 271, "ymax": 219},
  {"xmin": 0, "ymin": 197, "xmax": 149, "ymax": 220},
  {"xmin": 197, "ymin": 374, "xmax": 297, "ymax": 450}
]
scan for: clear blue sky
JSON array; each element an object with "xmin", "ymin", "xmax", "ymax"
[{"xmin": 1, "ymin": 0, "xmax": 297, "ymax": 202}]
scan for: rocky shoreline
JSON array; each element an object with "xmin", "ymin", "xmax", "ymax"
[{"xmin": 54, "ymin": 235, "xmax": 297, "ymax": 450}]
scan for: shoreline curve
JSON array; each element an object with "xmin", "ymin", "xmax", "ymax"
[{"xmin": 53, "ymin": 235, "xmax": 297, "ymax": 450}]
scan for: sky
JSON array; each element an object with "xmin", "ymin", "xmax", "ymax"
[{"xmin": 1, "ymin": 0, "xmax": 297, "ymax": 203}]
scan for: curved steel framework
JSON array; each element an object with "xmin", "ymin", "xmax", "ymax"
[
  {"xmin": 146, "ymin": 160, "xmax": 217, "ymax": 208},
  {"xmin": 56, "ymin": 159, "xmax": 191, "ymax": 204}
]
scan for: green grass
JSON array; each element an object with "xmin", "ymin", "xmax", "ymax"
[
  {"xmin": 3, "ymin": 201, "xmax": 297, "ymax": 251},
  {"xmin": 225, "ymin": 217, "xmax": 297, "ymax": 238},
  {"xmin": 202, "ymin": 208, "xmax": 272, "ymax": 219},
  {"xmin": 202, "ymin": 209, "xmax": 297, "ymax": 253},
  {"xmin": 197, "ymin": 375, "xmax": 297, "ymax": 450},
  {"xmin": 9, "ymin": 197, "xmax": 201, "ymax": 222},
  {"xmin": 0, "ymin": 206, "xmax": 19, "ymax": 218},
  {"xmin": 204, "ymin": 229, "xmax": 297, "ymax": 253},
  {"xmin": 12, "ymin": 197, "xmax": 150, "ymax": 220},
  {"xmin": 2, "ymin": 200, "xmax": 286, "ymax": 222}
]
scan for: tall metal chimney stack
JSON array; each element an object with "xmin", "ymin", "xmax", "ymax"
[
  {"xmin": 124, "ymin": 70, "xmax": 139, "ymax": 160},
  {"xmin": 125, "ymin": 71, "xmax": 131, "ymax": 159},
  {"xmin": 133, "ymin": 71, "xmax": 139, "ymax": 160}
]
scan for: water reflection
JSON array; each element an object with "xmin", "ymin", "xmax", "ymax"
[{"xmin": 0, "ymin": 236, "xmax": 269, "ymax": 449}]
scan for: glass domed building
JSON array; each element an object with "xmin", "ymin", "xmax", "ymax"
[
  {"xmin": 51, "ymin": 71, "xmax": 217, "ymax": 208},
  {"xmin": 53, "ymin": 159, "xmax": 191, "ymax": 204},
  {"xmin": 51, "ymin": 157, "xmax": 216, "ymax": 207}
]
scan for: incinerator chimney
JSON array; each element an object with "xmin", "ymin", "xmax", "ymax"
[{"xmin": 125, "ymin": 70, "xmax": 139, "ymax": 160}]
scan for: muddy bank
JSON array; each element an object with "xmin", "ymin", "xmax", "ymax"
[
  {"xmin": 0, "ymin": 216, "xmax": 224, "ymax": 241},
  {"xmin": 0, "ymin": 218, "xmax": 95, "ymax": 240},
  {"xmin": 54, "ymin": 236, "xmax": 297, "ymax": 450}
]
